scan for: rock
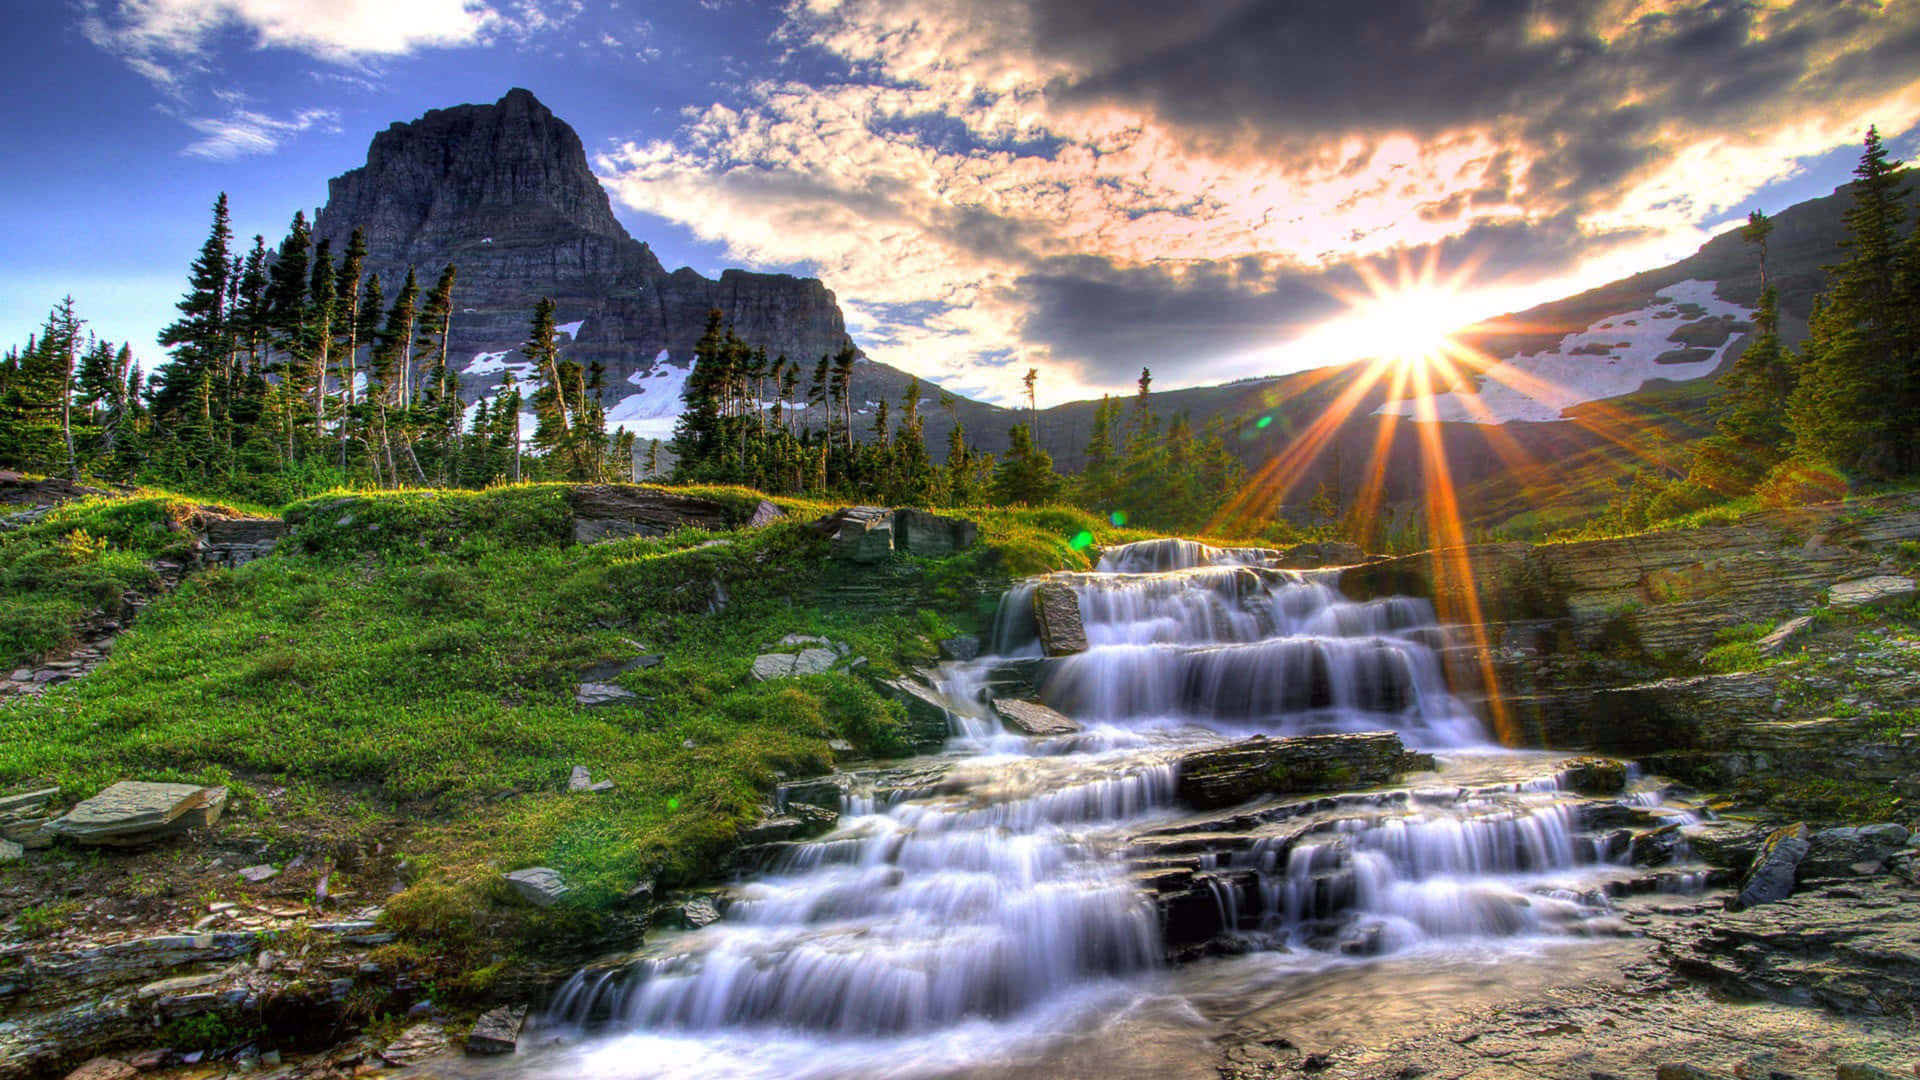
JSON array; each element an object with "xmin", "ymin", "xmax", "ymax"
[
  {"xmin": 465, "ymin": 1005, "xmax": 527, "ymax": 1055},
  {"xmin": 680, "ymin": 896, "xmax": 722, "ymax": 928},
  {"xmin": 0, "ymin": 839, "xmax": 21, "ymax": 864},
  {"xmin": 1827, "ymin": 575, "xmax": 1917, "ymax": 611},
  {"xmin": 892, "ymin": 508, "xmax": 978, "ymax": 557},
  {"xmin": 752, "ymin": 648, "xmax": 837, "ymax": 681},
  {"xmin": 1559, "ymin": 757, "xmax": 1628, "ymax": 795},
  {"xmin": 746, "ymin": 499, "xmax": 786, "ymax": 528},
  {"xmin": 1799, "ymin": 824, "xmax": 1910, "ymax": 879},
  {"xmin": 195, "ymin": 515, "xmax": 289, "ymax": 568},
  {"xmin": 991, "ymin": 699, "xmax": 1081, "ymax": 736},
  {"xmin": 779, "ymin": 633, "xmax": 834, "ymax": 647},
  {"xmin": 788, "ymin": 801, "xmax": 838, "ymax": 835},
  {"xmin": 567, "ymin": 766, "xmax": 592, "ymax": 792},
  {"xmin": 1834, "ymin": 1066, "xmax": 1904, "ymax": 1080},
  {"xmin": 65, "ymin": 1058, "xmax": 138, "ymax": 1080},
  {"xmin": 1753, "ymin": 615, "xmax": 1815, "ymax": 657},
  {"xmin": 1657, "ymin": 1066, "xmax": 1720, "ymax": 1080},
  {"xmin": 1032, "ymin": 582, "xmax": 1089, "ymax": 656},
  {"xmin": 44, "ymin": 782, "xmax": 227, "ymax": 846},
  {"xmin": 379, "ymin": 1023, "xmax": 448, "ymax": 1067},
  {"xmin": 814, "ymin": 506, "xmax": 895, "ymax": 562},
  {"xmin": 778, "ymin": 778, "xmax": 845, "ymax": 811},
  {"xmin": 1734, "ymin": 822, "xmax": 1810, "ymax": 909},
  {"xmin": 873, "ymin": 675, "xmax": 954, "ymax": 750},
  {"xmin": 1176, "ymin": 731, "xmax": 1407, "ymax": 809},
  {"xmin": 1275, "ymin": 541, "xmax": 1365, "ymax": 569},
  {"xmin": 237, "ymin": 864, "xmax": 279, "ymax": 884},
  {"xmin": 580, "ymin": 653, "xmax": 663, "ymax": 682},
  {"xmin": 127, "ymin": 1049, "xmax": 171, "ymax": 1071},
  {"xmin": 938, "ymin": 635, "xmax": 981, "ymax": 661},
  {"xmin": 576, "ymin": 681, "xmax": 637, "ymax": 706},
  {"xmin": 0, "ymin": 787, "xmax": 58, "ymax": 815},
  {"xmin": 740, "ymin": 814, "xmax": 808, "ymax": 845},
  {"xmin": 566, "ymin": 485, "xmax": 741, "ymax": 543},
  {"xmin": 503, "ymin": 867, "xmax": 569, "ymax": 907},
  {"xmin": 827, "ymin": 738, "xmax": 856, "ymax": 754}
]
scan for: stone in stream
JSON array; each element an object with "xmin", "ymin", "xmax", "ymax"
[
  {"xmin": 1827, "ymin": 575, "xmax": 1917, "ymax": 611},
  {"xmin": 991, "ymin": 698, "xmax": 1081, "ymax": 737},
  {"xmin": 44, "ymin": 782, "xmax": 227, "ymax": 847},
  {"xmin": 873, "ymin": 674, "xmax": 954, "ymax": 750},
  {"xmin": 503, "ymin": 867, "xmax": 569, "ymax": 907},
  {"xmin": 937, "ymin": 634, "xmax": 981, "ymax": 661},
  {"xmin": 1734, "ymin": 822, "xmax": 1810, "ymax": 909},
  {"xmin": 1032, "ymin": 582, "xmax": 1089, "ymax": 656},
  {"xmin": 1558, "ymin": 756, "xmax": 1628, "ymax": 795},
  {"xmin": 680, "ymin": 895, "xmax": 723, "ymax": 928},
  {"xmin": 1175, "ymin": 731, "xmax": 1407, "ymax": 809},
  {"xmin": 465, "ymin": 1005, "xmax": 528, "ymax": 1055},
  {"xmin": 380, "ymin": 1023, "xmax": 450, "ymax": 1067}
]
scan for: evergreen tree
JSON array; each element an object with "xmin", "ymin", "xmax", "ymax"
[{"xmin": 990, "ymin": 422, "xmax": 1063, "ymax": 506}]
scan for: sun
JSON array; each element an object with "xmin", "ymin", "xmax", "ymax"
[{"xmin": 1344, "ymin": 285, "xmax": 1467, "ymax": 369}]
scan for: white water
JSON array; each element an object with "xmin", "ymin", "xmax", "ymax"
[{"xmin": 512, "ymin": 538, "xmax": 1707, "ymax": 1079}]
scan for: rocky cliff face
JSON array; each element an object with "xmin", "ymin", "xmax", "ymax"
[{"xmin": 313, "ymin": 89, "xmax": 857, "ymax": 412}]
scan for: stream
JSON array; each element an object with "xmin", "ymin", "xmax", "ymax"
[{"xmin": 482, "ymin": 538, "xmax": 1710, "ymax": 1078}]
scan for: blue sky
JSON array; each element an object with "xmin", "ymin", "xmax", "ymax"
[{"xmin": 5, "ymin": 1, "xmax": 1919, "ymax": 406}]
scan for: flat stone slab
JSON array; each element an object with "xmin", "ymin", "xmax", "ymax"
[
  {"xmin": 1827, "ymin": 575, "xmax": 1916, "ymax": 611},
  {"xmin": 752, "ymin": 648, "xmax": 837, "ymax": 680},
  {"xmin": 1754, "ymin": 614, "xmax": 1815, "ymax": 656},
  {"xmin": 466, "ymin": 1005, "xmax": 527, "ymax": 1055},
  {"xmin": 0, "ymin": 787, "xmax": 58, "ymax": 815},
  {"xmin": 992, "ymin": 699, "xmax": 1082, "ymax": 736},
  {"xmin": 45, "ymin": 782, "xmax": 227, "ymax": 846},
  {"xmin": 576, "ymin": 681, "xmax": 637, "ymax": 706},
  {"xmin": 1176, "ymin": 731, "xmax": 1406, "ymax": 809},
  {"xmin": 504, "ymin": 867, "xmax": 568, "ymax": 907}
]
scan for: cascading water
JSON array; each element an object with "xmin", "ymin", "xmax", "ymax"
[{"xmin": 515, "ymin": 538, "xmax": 1710, "ymax": 1079}]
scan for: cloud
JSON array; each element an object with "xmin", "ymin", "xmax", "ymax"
[
  {"xmin": 604, "ymin": 0, "xmax": 1920, "ymax": 405},
  {"xmin": 182, "ymin": 105, "xmax": 341, "ymax": 159}
]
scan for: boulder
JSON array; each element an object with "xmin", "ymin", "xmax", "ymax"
[
  {"xmin": 0, "ymin": 839, "xmax": 21, "ymax": 864},
  {"xmin": 566, "ymin": 485, "xmax": 738, "ymax": 544},
  {"xmin": 195, "ymin": 516, "xmax": 290, "ymax": 569},
  {"xmin": 1798, "ymin": 823, "xmax": 1911, "ymax": 879},
  {"xmin": 503, "ymin": 867, "xmax": 569, "ymax": 908},
  {"xmin": 1753, "ymin": 614, "xmax": 1815, "ymax": 657},
  {"xmin": 45, "ymin": 782, "xmax": 227, "ymax": 847},
  {"xmin": 1827, "ymin": 575, "xmax": 1917, "ymax": 611},
  {"xmin": 745, "ymin": 499, "xmax": 786, "ymax": 529},
  {"xmin": 874, "ymin": 675, "xmax": 954, "ymax": 750},
  {"xmin": 813, "ymin": 506, "xmax": 896, "ymax": 563},
  {"xmin": 1734, "ymin": 822, "xmax": 1810, "ymax": 909},
  {"xmin": 938, "ymin": 634, "xmax": 981, "ymax": 661},
  {"xmin": 575, "ymin": 682, "xmax": 636, "ymax": 706},
  {"xmin": 751, "ymin": 649, "xmax": 837, "ymax": 681},
  {"xmin": 1176, "ymin": 732, "xmax": 1407, "ymax": 809},
  {"xmin": 64, "ymin": 1059, "xmax": 137, "ymax": 1080},
  {"xmin": 778, "ymin": 777, "xmax": 846, "ymax": 812},
  {"xmin": 1558, "ymin": 756, "xmax": 1628, "ymax": 795},
  {"xmin": 680, "ymin": 895, "xmax": 723, "ymax": 928},
  {"xmin": 1032, "ymin": 582, "xmax": 1088, "ymax": 656},
  {"xmin": 991, "ymin": 699, "xmax": 1081, "ymax": 737},
  {"xmin": 892, "ymin": 508, "xmax": 978, "ymax": 558},
  {"xmin": 465, "ymin": 1006, "xmax": 527, "ymax": 1056}
]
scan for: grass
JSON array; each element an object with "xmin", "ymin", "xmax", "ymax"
[{"xmin": 0, "ymin": 483, "xmax": 1149, "ymax": 986}]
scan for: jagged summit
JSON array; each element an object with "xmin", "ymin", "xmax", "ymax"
[{"xmin": 312, "ymin": 88, "xmax": 859, "ymax": 417}]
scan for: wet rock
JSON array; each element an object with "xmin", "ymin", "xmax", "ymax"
[
  {"xmin": 466, "ymin": 1005, "xmax": 527, "ymax": 1055},
  {"xmin": 380, "ymin": 1023, "xmax": 448, "ymax": 1067},
  {"xmin": 752, "ymin": 648, "xmax": 837, "ymax": 680},
  {"xmin": 938, "ymin": 634, "xmax": 981, "ymax": 661},
  {"xmin": 1560, "ymin": 757, "xmax": 1629, "ymax": 795},
  {"xmin": 1032, "ymin": 582, "xmax": 1088, "ymax": 656},
  {"xmin": 813, "ymin": 506, "xmax": 895, "ymax": 562},
  {"xmin": 873, "ymin": 674, "xmax": 954, "ymax": 751},
  {"xmin": 1679, "ymin": 821, "xmax": 1770, "ymax": 868},
  {"xmin": 1799, "ymin": 824, "xmax": 1910, "ymax": 879},
  {"xmin": 1754, "ymin": 615, "xmax": 1815, "ymax": 657},
  {"xmin": 575, "ymin": 681, "xmax": 637, "ymax": 706},
  {"xmin": 778, "ymin": 777, "xmax": 845, "ymax": 812},
  {"xmin": 1275, "ymin": 541, "xmax": 1365, "ymax": 568},
  {"xmin": 892, "ymin": 508, "xmax": 978, "ymax": 558},
  {"xmin": 740, "ymin": 814, "xmax": 808, "ymax": 845},
  {"xmin": 1827, "ymin": 575, "xmax": 1916, "ymax": 611},
  {"xmin": 788, "ymin": 801, "xmax": 838, "ymax": 835},
  {"xmin": 680, "ymin": 895, "xmax": 723, "ymax": 928},
  {"xmin": 503, "ymin": 867, "xmax": 569, "ymax": 908},
  {"xmin": 991, "ymin": 698, "xmax": 1081, "ymax": 737},
  {"xmin": 1734, "ymin": 823, "xmax": 1810, "ymax": 909},
  {"xmin": 1176, "ymin": 731, "xmax": 1406, "ymax": 809},
  {"xmin": 45, "ymin": 781, "xmax": 227, "ymax": 846}
]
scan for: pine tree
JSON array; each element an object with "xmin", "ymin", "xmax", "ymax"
[
  {"xmin": 990, "ymin": 422, "xmax": 1063, "ymax": 506},
  {"xmin": 153, "ymin": 194, "xmax": 234, "ymax": 472}
]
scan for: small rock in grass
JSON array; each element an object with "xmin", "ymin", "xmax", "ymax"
[
  {"xmin": 575, "ymin": 682, "xmax": 636, "ymax": 706},
  {"xmin": 503, "ymin": 867, "xmax": 569, "ymax": 907},
  {"xmin": 238, "ymin": 864, "xmax": 279, "ymax": 884},
  {"xmin": 0, "ymin": 839, "xmax": 22, "ymax": 865},
  {"xmin": 465, "ymin": 1005, "xmax": 528, "ymax": 1055},
  {"xmin": 567, "ymin": 766, "xmax": 592, "ymax": 792},
  {"xmin": 65, "ymin": 1058, "xmax": 138, "ymax": 1080}
]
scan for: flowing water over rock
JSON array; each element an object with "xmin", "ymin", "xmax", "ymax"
[{"xmin": 511, "ymin": 539, "xmax": 1711, "ymax": 1079}]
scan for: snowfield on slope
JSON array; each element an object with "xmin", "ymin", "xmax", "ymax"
[{"xmin": 1374, "ymin": 279, "xmax": 1755, "ymax": 424}]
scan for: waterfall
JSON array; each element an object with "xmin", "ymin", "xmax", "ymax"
[{"xmin": 531, "ymin": 536, "xmax": 1708, "ymax": 1077}]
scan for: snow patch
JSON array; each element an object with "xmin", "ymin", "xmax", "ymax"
[
  {"xmin": 605, "ymin": 360, "xmax": 694, "ymax": 440},
  {"xmin": 556, "ymin": 320, "xmax": 585, "ymax": 340},
  {"xmin": 1374, "ymin": 279, "xmax": 1755, "ymax": 424}
]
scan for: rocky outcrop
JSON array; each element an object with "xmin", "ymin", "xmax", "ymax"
[
  {"xmin": 1032, "ymin": 583, "xmax": 1089, "ymax": 656},
  {"xmin": 312, "ymin": 89, "xmax": 856, "ymax": 402},
  {"xmin": 1174, "ymin": 732, "xmax": 1407, "ymax": 809},
  {"xmin": 503, "ymin": 867, "xmax": 569, "ymax": 908},
  {"xmin": 194, "ymin": 517, "xmax": 289, "ymax": 569},
  {"xmin": 565, "ymin": 485, "xmax": 770, "ymax": 543},
  {"xmin": 872, "ymin": 673, "xmax": 955, "ymax": 751},
  {"xmin": 1827, "ymin": 575, "xmax": 1916, "ymax": 610},
  {"xmin": 891, "ymin": 509, "xmax": 979, "ymax": 558},
  {"xmin": 44, "ymin": 782, "xmax": 227, "ymax": 847},
  {"xmin": 1734, "ymin": 823, "xmax": 1810, "ymax": 909},
  {"xmin": 813, "ymin": 507, "xmax": 895, "ymax": 563}
]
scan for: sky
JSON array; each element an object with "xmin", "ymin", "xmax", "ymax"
[{"xmin": 4, "ymin": 0, "xmax": 1920, "ymax": 407}]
